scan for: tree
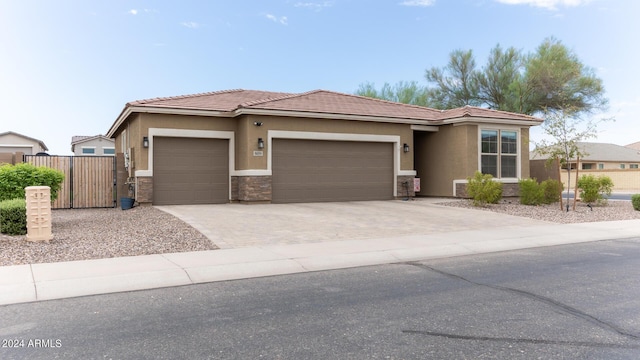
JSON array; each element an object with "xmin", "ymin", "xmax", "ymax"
[
  {"xmin": 356, "ymin": 38, "xmax": 608, "ymax": 118},
  {"xmin": 424, "ymin": 49, "xmax": 480, "ymax": 109},
  {"xmin": 355, "ymin": 81, "xmax": 430, "ymax": 106},
  {"xmin": 533, "ymin": 105, "xmax": 601, "ymax": 211}
]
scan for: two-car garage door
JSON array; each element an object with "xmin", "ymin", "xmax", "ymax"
[
  {"xmin": 152, "ymin": 137, "xmax": 394, "ymax": 205},
  {"xmin": 272, "ymin": 139, "xmax": 394, "ymax": 203}
]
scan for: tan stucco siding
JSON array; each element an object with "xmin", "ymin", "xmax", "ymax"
[
  {"xmin": 241, "ymin": 114, "xmax": 414, "ymax": 171},
  {"xmin": 136, "ymin": 113, "xmax": 237, "ymax": 171},
  {"xmin": 520, "ymin": 127, "xmax": 531, "ymax": 179},
  {"xmin": 415, "ymin": 124, "xmax": 477, "ymax": 197},
  {"xmin": 73, "ymin": 138, "xmax": 115, "ymax": 156}
]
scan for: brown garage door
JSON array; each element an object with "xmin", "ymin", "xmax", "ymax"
[
  {"xmin": 153, "ymin": 137, "xmax": 229, "ymax": 205},
  {"xmin": 272, "ymin": 139, "xmax": 394, "ymax": 203}
]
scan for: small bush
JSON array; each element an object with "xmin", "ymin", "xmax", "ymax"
[
  {"xmin": 0, "ymin": 198, "xmax": 27, "ymax": 235},
  {"xmin": 0, "ymin": 163, "xmax": 65, "ymax": 202},
  {"xmin": 518, "ymin": 178, "xmax": 544, "ymax": 205},
  {"xmin": 632, "ymin": 194, "xmax": 640, "ymax": 211},
  {"xmin": 466, "ymin": 171, "xmax": 502, "ymax": 207},
  {"xmin": 541, "ymin": 179, "xmax": 563, "ymax": 204},
  {"xmin": 577, "ymin": 174, "xmax": 613, "ymax": 204}
]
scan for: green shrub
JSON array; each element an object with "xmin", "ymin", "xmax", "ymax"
[
  {"xmin": 577, "ymin": 174, "xmax": 613, "ymax": 204},
  {"xmin": 632, "ymin": 194, "xmax": 640, "ymax": 211},
  {"xmin": 0, "ymin": 163, "xmax": 64, "ymax": 202},
  {"xmin": 518, "ymin": 178, "xmax": 544, "ymax": 205},
  {"xmin": 0, "ymin": 198, "xmax": 27, "ymax": 235},
  {"xmin": 466, "ymin": 171, "xmax": 502, "ymax": 206},
  {"xmin": 541, "ymin": 179, "xmax": 563, "ymax": 204}
]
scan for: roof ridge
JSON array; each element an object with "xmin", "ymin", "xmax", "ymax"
[
  {"xmin": 443, "ymin": 105, "xmax": 540, "ymax": 120},
  {"xmin": 129, "ymin": 89, "xmax": 245, "ymax": 105},
  {"xmin": 238, "ymin": 90, "xmax": 302, "ymax": 107}
]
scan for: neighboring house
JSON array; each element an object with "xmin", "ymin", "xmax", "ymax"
[
  {"xmin": 71, "ymin": 135, "xmax": 116, "ymax": 156},
  {"xmin": 0, "ymin": 131, "xmax": 48, "ymax": 155},
  {"xmin": 531, "ymin": 142, "xmax": 640, "ymax": 192},
  {"xmin": 71, "ymin": 135, "xmax": 115, "ymax": 156},
  {"xmin": 106, "ymin": 89, "xmax": 542, "ymax": 205}
]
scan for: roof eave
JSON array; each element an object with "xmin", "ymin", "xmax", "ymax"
[
  {"xmin": 441, "ymin": 116, "xmax": 544, "ymax": 127},
  {"xmin": 235, "ymin": 108, "xmax": 436, "ymax": 125},
  {"xmin": 106, "ymin": 105, "xmax": 234, "ymax": 138}
]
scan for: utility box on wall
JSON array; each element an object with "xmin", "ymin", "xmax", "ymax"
[{"xmin": 25, "ymin": 186, "xmax": 53, "ymax": 242}]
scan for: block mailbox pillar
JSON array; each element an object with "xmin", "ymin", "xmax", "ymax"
[{"xmin": 25, "ymin": 186, "xmax": 53, "ymax": 242}]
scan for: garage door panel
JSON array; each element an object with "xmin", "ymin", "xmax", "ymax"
[
  {"xmin": 153, "ymin": 137, "xmax": 229, "ymax": 205},
  {"xmin": 272, "ymin": 139, "xmax": 393, "ymax": 203}
]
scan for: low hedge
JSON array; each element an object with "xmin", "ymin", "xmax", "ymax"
[
  {"xmin": 0, "ymin": 198, "xmax": 27, "ymax": 235},
  {"xmin": 632, "ymin": 194, "xmax": 640, "ymax": 211},
  {"xmin": 0, "ymin": 163, "xmax": 65, "ymax": 202}
]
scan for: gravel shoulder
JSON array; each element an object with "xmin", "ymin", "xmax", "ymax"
[
  {"xmin": 0, "ymin": 206, "xmax": 216, "ymax": 267},
  {"xmin": 1, "ymin": 200, "xmax": 638, "ymax": 267}
]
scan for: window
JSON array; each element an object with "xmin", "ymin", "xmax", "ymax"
[
  {"xmin": 481, "ymin": 129, "xmax": 518, "ymax": 178},
  {"xmin": 620, "ymin": 164, "xmax": 626, "ymax": 169},
  {"xmin": 82, "ymin": 147, "xmax": 95, "ymax": 154},
  {"xmin": 631, "ymin": 164, "xmax": 639, "ymax": 169},
  {"xmin": 103, "ymin": 148, "xmax": 115, "ymax": 155},
  {"xmin": 598, "ymin": 163, "xmax": 604, "ymax": 170},
  {"xmin": 581, "ymin": 163, "xmax": 593, "ymax": 170}
]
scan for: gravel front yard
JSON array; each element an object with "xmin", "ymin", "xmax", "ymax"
[
  {"xmin": 0, "ymin": 206, "xmax": 216, "ymax": 266},
  {"xmin": 1, "ymin": 200, "xmax": 638, "ymax": 267}
]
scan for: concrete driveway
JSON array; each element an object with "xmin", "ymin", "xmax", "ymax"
[{"xmin": 156, "ymin": 199, "xmax": 551, "ymax": 249}]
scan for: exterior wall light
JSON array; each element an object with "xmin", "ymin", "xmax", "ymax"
[
  {"xmin": 258, "ymin": 138, "xmax": 264, "ymax": 149},
  {"xmin": 403, "ymin": 143, "xmax": 410, "ymax": 153},
  {"xmin": 143, "ymin": 136, "xmax": 149, "ymax": 148}
]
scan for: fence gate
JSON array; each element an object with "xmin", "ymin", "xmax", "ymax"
[{"xmin": 24, "ymin": 155, "xmax": 116, "ymax": 209}]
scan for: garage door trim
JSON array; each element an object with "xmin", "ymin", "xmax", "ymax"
[
  {"xmin": 268, "ymin": 131, "xmax": 417, "ymax": 197},
  {"xmin": 135, "ymin": 128, "xmax": 235, "ymax": 199}
]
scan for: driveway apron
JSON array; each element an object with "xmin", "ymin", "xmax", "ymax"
[{"xmin": 156, "ymin": 199, "xmax": 551, "ymax": 249}]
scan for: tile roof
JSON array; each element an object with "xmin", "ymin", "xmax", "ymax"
[
  {"xmin": 532, "ymin": 142, "xmax": 640, "ymax": 162},
  {"xmin": 108, "ymin": 89, "xmax": 542, "ymax": 136},
  {"xmin": 71, "ymin": 135, "xmax": 113, "ymax": 145}
]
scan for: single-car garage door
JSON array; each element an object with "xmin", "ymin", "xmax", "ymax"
[
  {"xmin": 153, "ymin": 137, "xmax": 229, "ymax": 205},
  {"xmin": 272, "ymin": 139, "xmax": 394, "ymax": 203}
]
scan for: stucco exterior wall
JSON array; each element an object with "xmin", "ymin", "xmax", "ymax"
[
  {"xmin": 415, "ymin": 124, "xmax": 477, "ymax": 197},
  {"xmin": 73, "ymin": 137, "xmax": 115, "ymax": 156}
]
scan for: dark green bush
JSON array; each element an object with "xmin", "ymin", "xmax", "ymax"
[
  {"xmin": 541, "ymin": 179, "xmax": 563, "ymax": 204},
  {"xmin": 518, "ymin": 178, "xmax": 544, "ymax": 205},
  {"xmin": 0, "ymin": 198, "xmax": 27, "ymax": 235},
  {"xmin": 0, "ymin": 163, "xmax": 64, "ymax": 202},
  {"xmin": 632, "ymin": 194, "xmax": 640, "ymax": 211},
  {"xmin": 466, "ymin": 171, "xmax": 502, "ymax": 206},
  {"xmin": 577, "ymin": 174, "xmax": 613, "ymax": 204}
]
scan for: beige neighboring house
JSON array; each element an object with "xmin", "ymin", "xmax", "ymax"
[
  {"xmin": 71, "ymin": 135, "xmax": 115, "ymax": 156},
  {"xmin": 0, "ymin": 131, "xmax": 48, "ymax": 155},
  {"xmin": 106, "ymin": 89, "xmax": 543, "ymax": 205},
  {"xmin": 531, "ymin": 142, "xmax": 640, "ymax": 192}
]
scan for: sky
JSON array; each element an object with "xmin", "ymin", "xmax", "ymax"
[{"xmin": 1, "ymin": 0, "xmax": 638, "ymax": 155}]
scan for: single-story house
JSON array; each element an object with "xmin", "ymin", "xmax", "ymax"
[
  {"xmin": 71, "ymin": 135, "xmax": 116, "ymax": 156},
  {"xmin": 0, "ymin": 131, "xmax": 48, "ymax": 155},
  {"xmin": 530, "ymin": 142, "xmax": 640, "ymax": 192},
  {"xmin": 106, "ymin": 89, "xmax": 542, "ymax": 205}
]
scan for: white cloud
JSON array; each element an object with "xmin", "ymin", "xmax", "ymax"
[
  {"xmin": 399, "ymin": 0, "xmax": 435, "ymax": 7},
  {"xmin": 294, "ymin": 1, "xmax": 333, "ymax": 11},
  {"xmin": 180, "ymin": 21, "xmax": 201, "ymax": 29},
  {"xmin": 495, "ymin": 0, "xmax": 591, "ymax": 10},
  {"xmin": 266, "ymin": 14, "xmax": 288, "ymax": 25},
  {"xmin": 128, "ymin": 9, "xmax": 138, "ymax": 15}
]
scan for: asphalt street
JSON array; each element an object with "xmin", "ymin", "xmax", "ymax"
[{"xmin": 1, "ymin": 238, "xmax": 639, "ymax": 359}]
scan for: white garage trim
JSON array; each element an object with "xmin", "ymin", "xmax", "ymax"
[
  {"xmin": 267, "ymin": 131, "xmax": 409, "ymax": 197},
  {"xmin": 135, "ymin": 128, "xmax": 235, "ymax": 198}
]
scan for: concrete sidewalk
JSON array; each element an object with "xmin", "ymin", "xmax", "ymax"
[{"xmin": 1, "ymin": 219, "xmax": 639, "ymax": 306}]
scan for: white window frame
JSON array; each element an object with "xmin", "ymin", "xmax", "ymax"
[{"xmin": 478, "ymin": 127, "xmax": 520, "ymax": 179}]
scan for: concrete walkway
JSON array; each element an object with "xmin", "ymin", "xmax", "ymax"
[{"xmin": 1, "ymin": 208, "xmax": 638, "ymax": 306}]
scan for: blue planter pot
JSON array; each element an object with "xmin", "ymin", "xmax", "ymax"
[{"xmin": 121, "ymin": 197, "xmax": 135, "ymax": 210}]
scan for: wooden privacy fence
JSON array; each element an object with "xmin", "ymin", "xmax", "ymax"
[{"xmin": 24, "ymin": 155, "xmax": 116, "ymax": 209}]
